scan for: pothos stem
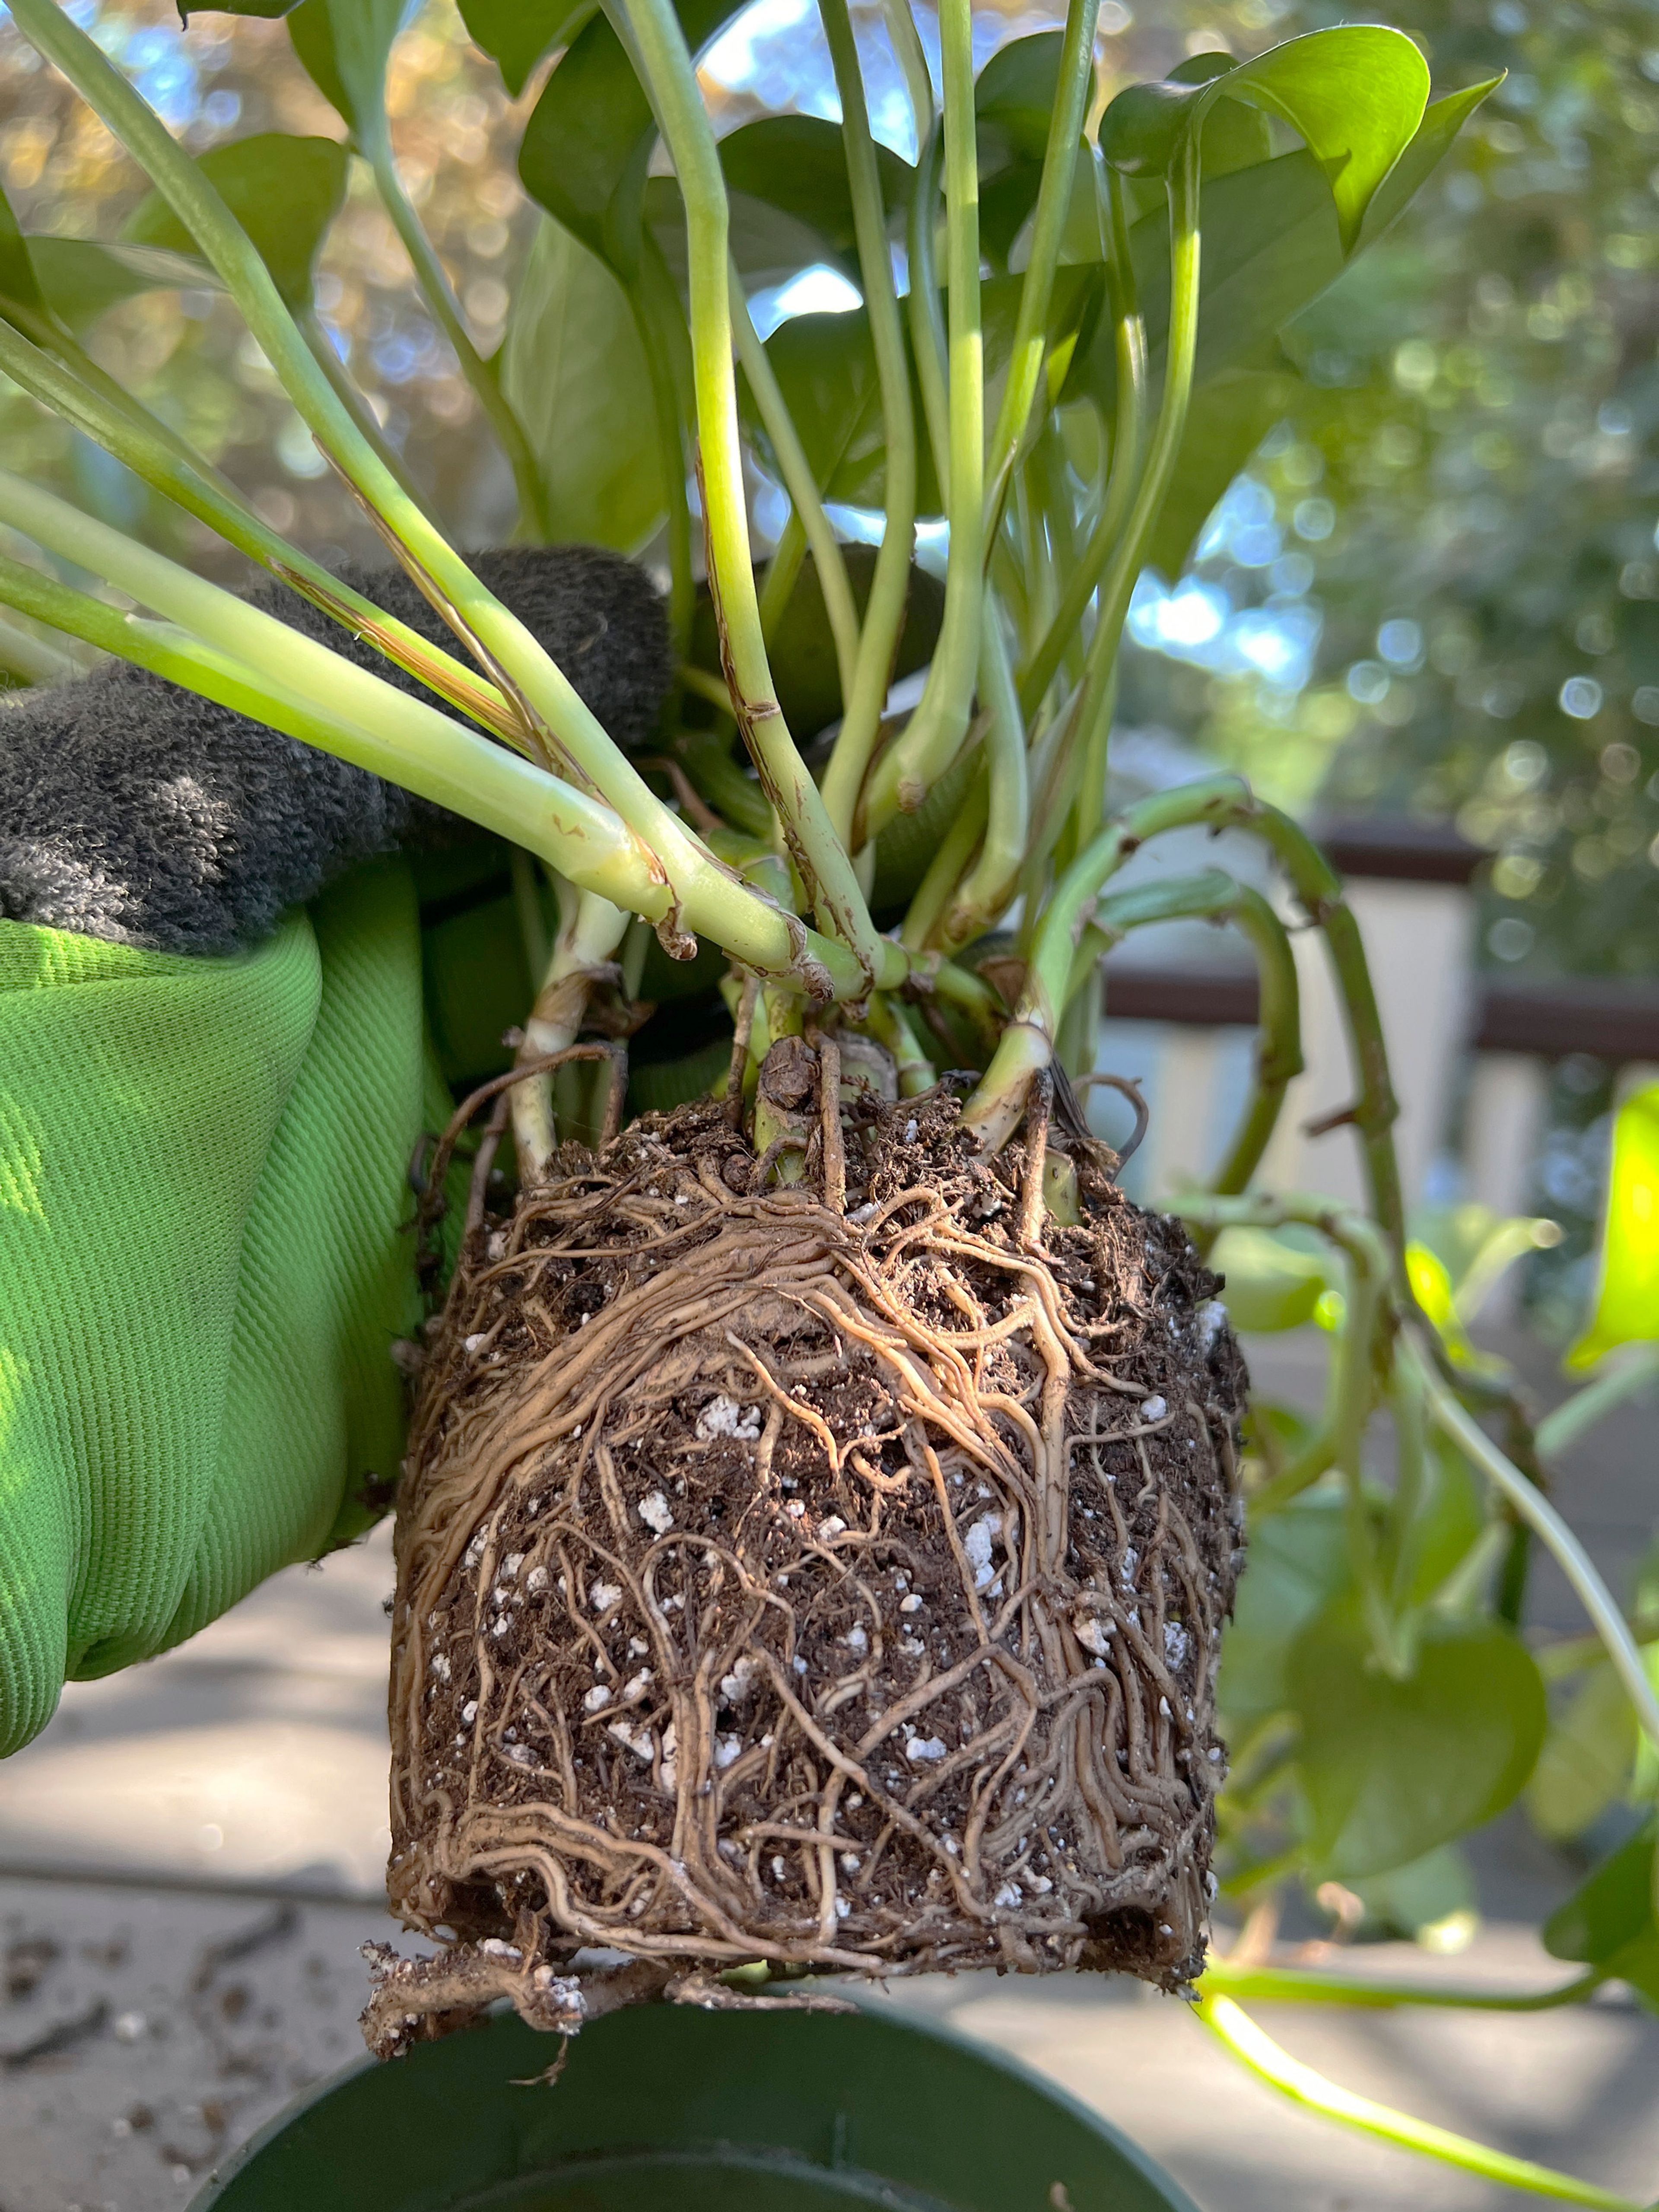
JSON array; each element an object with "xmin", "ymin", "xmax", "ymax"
[
  {"xmin": 859, "ymin": 0, "xmax": 982, "ymax": 839},
  {"xmin": 616, "ymin": 0, "xmax": 896, "ymax": 992},
  {"xmin": 982, "ymin": 0, "xmax": 1102, "ymax": 546},
  {"xmin": 358, "ymin": 115, "xmax": 553, "ymax": 542},
  {"xmin": 1196, "ymin": 1994, "xmax": 1641, "ymax": 2211},
  {"xmin": 816, "ymin": 0, "xmax": 918, "ymax": 849}
]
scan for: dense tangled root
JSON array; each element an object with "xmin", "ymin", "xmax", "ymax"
[{"xmin": 373, "ymin": 1083, "xmax": 1246, "ymax": 2058}]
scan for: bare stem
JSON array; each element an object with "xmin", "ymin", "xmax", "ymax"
[
  {"xmin": 1018, "ymin": 159, "xmax": 1147, "ymax": 720},
  {"xmin": 982, "ymin": 0, "xmax": 1102, "ymax": 541},
  {"xmin": 860, "ymin": 0, "xmax": 982, "ymax": 836},
  {"xmin": 817, "ymin": 0, "xmax": 918, "ymax": 846},
  {"xmin": 358, "ymin": 115, "xmax": 552, "ymax": 540},
  {"xmin": 617, "ymin": 0, "xmax": 894, "ymax": 989},
  {"xmin": 1197, "ymin": 1995, "xmax": 1640, "ymax": 2210},
  {"xmin": 731, "ymin": 267, "xmax": 860, "ymax": 706}
]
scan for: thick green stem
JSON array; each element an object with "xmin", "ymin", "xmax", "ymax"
[
  {"xmin": 0, "ymin": 605, "xmax": 78, "ymax": 684},
  {"xmin": 1061, "ymin": 872, "xmax": 1301, "ymax": 1194},
  {"xmin": 964, "ymin": 772, "xmax": 1248, "ymax": 1148},
  {"xmin": 1200, "ymin": 1958, "xmax": 1601, "ymax": 2012},
  {"xmin": 942, "ymin": 615, "xmax": 1028, "ymax": 944},
  {"xmin": 817, "ymin": 0, "xmax": 918, "ymax": 847},
  {"xmin": 731, "ymin": 267, "xmax": 859, "ymax": 707},
  {"xmin": 1018, "ymin": 159, "xmax": 1147, "ymax": 720},
  {"xmin": 906, "ymin": 123, "xmax": 950, "ymax": 493},
  {"xmin": 1057, "ymin": 132, "xmax": 1201, "ymax": 795},
  {"xmin": 617, "ymin": 0, "xmax": 893, "ymax": 988},
  {"xmin": 860, "ymin": 0, "xmax": 982, "ymax": 837},
  {"xmin": 1242, "ymin": 805, "xmax": 1406, "ymax": 1274},
  {"xmin": 12, "ymin": 0, "xmax": 791, "ymax": 971},
  {"xmin": 297, "ymin": 305, "xmax": 433, "ymax": 515},
  {"xmin": 0, "ymin": 312, "xmax": 517, "ymax": 738},
  {"xmin": 865, "ymin": 992, "xmax": 937, "ymax": 1096},
  {"xmin": 1208, "ymin": 886, "xmax": 1304, "ymax": 1195},
  {"xmin": 982, "ymin": 0, "xmax": 1100, "ymax": 543},
  {"xmin": 358, "ymin": 117, "xmax": 551, "ymax": 540},
  {"xmin": 1196, "ymin": 1995, "xmax": 1640, "ymax": 2210},
  {"xmin": 899, "ymin": 758, "xmax": 989, "ymax": 953},
  {"xmin": 0, "ymin": 548, "xmax": 662, "ymax": 908},
  {"xmin": 629, "ymin": 251, "xmax": 697, "ymax": 660},
  {"xmin": 758, "ymin": 509, "xmax": 807, "ymax": 644},
  {"xmin": 513, "ymin": 891, "xmax": 630, "ymax": 1178},
  {"xmin": 0, "ymin": 470, "xmax": 870, "ymax": 995}
]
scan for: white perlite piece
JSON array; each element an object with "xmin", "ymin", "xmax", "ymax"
[
  {"xmin": 695, "ymin": 1394, "xmax": 762, "ymax": 1441},
  {"xmin": 720, "ymin": 1655, "xmax": 760, "ymax": 1705},
  {"xmin": 582, "ymin": 1684, "xmax": 611, "ymax": 1713},
  {"xmin": 713, "ymin": 1733, "xmax": 742, "ymax": 1769},
  {"xmin": 428, "ymin": 1650, "xmax": 450, "ymax": 1680},
  {"xmin": 1164, "ymin": 1621, "xmax": 1189, "ymax": 1667},
  {"xmin": 1139, "ymin": 1395, "xmax": 1168, "ymax": 1422},
  {"xmin": 607, "ymin": 1720, "xmax": 654, "ymax": 1761},
  {"xmin": 1073, "ymin": 1615, "xmax": 1112, "ymax": 1656},
  {"xmin": 637, "ymin": 1490, "xmax": 674, "ymax": 1535},
  {"xmin": 590, "ymin": 1580, "xmax": 622, "ymax": 1613},
  {"xmin": 1196, "ymin": 1299, "xmax": 1227, "ymax": 1350},
  {"xmin": 964, "ymin": 1513, "xmax": 1002, "ymax": 1590},
  {"xmin": 899, "ymin": 1593, "xmax": 923, "ymax": 1614},
  {"xmin": 906, "ymin": 1735, "xmax": 948, "ymax": 1762}
]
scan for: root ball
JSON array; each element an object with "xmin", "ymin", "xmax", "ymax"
[{"xmin": 376, "ymin": 1088, "xmax": 1245, "ymax": 2056}]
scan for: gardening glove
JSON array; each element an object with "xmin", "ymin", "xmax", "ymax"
[{"xmin": 0, "ymin": 548, "xmax": 670, "ymax": 1757}]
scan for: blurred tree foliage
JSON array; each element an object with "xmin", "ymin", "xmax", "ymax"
[
  {"xmin": 1152, "ymin": 0, "xmax": 1659, "ymax": 985},
  {"xmin": 0, "ymin": 0, "xmax": 533, "ymax": 584}
]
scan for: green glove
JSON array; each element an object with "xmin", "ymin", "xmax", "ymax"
[
  {"xmin": 0, "ymin": 862, "xmax": 435, "ymax": 1754},
  {"xmin": 0, "ymin": 549, "xmax": 670, "ymax": 1757}
]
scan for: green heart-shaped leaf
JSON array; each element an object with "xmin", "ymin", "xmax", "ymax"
[
  {"xmin": 1100, "ymin": 26, "xmax": 1430, "ymax": 252},
  {"xmin": 1290, "ymin": 1603, "xmax": 1545, "ymax": 1879},
  {"xmin": 459, "ymin": 0, "xmax": 596, "ymax": 97},
  {"xmin": 499, "ymin": 216, "xmax": 666, "ymax": 553},
  {"xmin": 646, "ymin": 179, "xmax": 849, "ymax": 304},
  {"xmin": 25, "ymin": 238, "xmax": 217, "ymax": 334},
  {"xmin": 1544, "ymin": 1816, "xmax": 1659, "ymax": 2007},
  {"xmin": 1145, "ymin": 361, "xmax": 1296, "ymax": 583},
  {"xmin": 975, "ymin": 32, "xmax": 1065, "ymax": 165},
  {"xmin": 123, "ymin": 133, "xmax": 347, "ymax": 311},
  {"xmin": 518, "ymin": 0, "xmax": 747, "ymax": 277},
  {"xmin": 1218, "ymin": 1494, "xmax": 1350, "ymax": 1732},
  {"xmin": 286, "ymin": 0, "xmax": 411, "ymax": 135},
  {"xmin": 0, "ymin": 179, "xmax": 48, "ymax": 325},
  {"xmin": 718, "ymin": 116, "xmax": 911, "ymax": 268}
]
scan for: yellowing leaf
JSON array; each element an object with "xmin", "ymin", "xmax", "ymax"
[{"xmin": 1569, "ymin": 1082, "xmax": 1659, "ymax": 1371}]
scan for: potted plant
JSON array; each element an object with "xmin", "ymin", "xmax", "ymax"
[{"xmin": 0, "ymin": 1, "xmax": 1654, "ymax": 2205}]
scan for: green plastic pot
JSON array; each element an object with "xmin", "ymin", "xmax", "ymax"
[{"xmin": 188, "ymin": 1996, "xmax": 1200, "ymax": 2211}]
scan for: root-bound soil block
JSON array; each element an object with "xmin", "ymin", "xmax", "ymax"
[{"xmin": 371, "ymin": 1083, "xmax": 1245, "ymax": 2056}]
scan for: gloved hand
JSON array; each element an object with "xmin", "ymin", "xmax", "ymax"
[{"xmin": 0, "ymin": 548, "xmax": 669, "ymax": 1755}]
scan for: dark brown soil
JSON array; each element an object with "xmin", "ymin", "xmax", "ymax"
[{"xmin": 369, "ymin": 1079, "xmax": 1246, "ymax": 2057}]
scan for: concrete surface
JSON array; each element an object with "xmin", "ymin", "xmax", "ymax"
[{"xmin": 0, "ymin": 1325, "xmax": 1653, "ymax": 2212}]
